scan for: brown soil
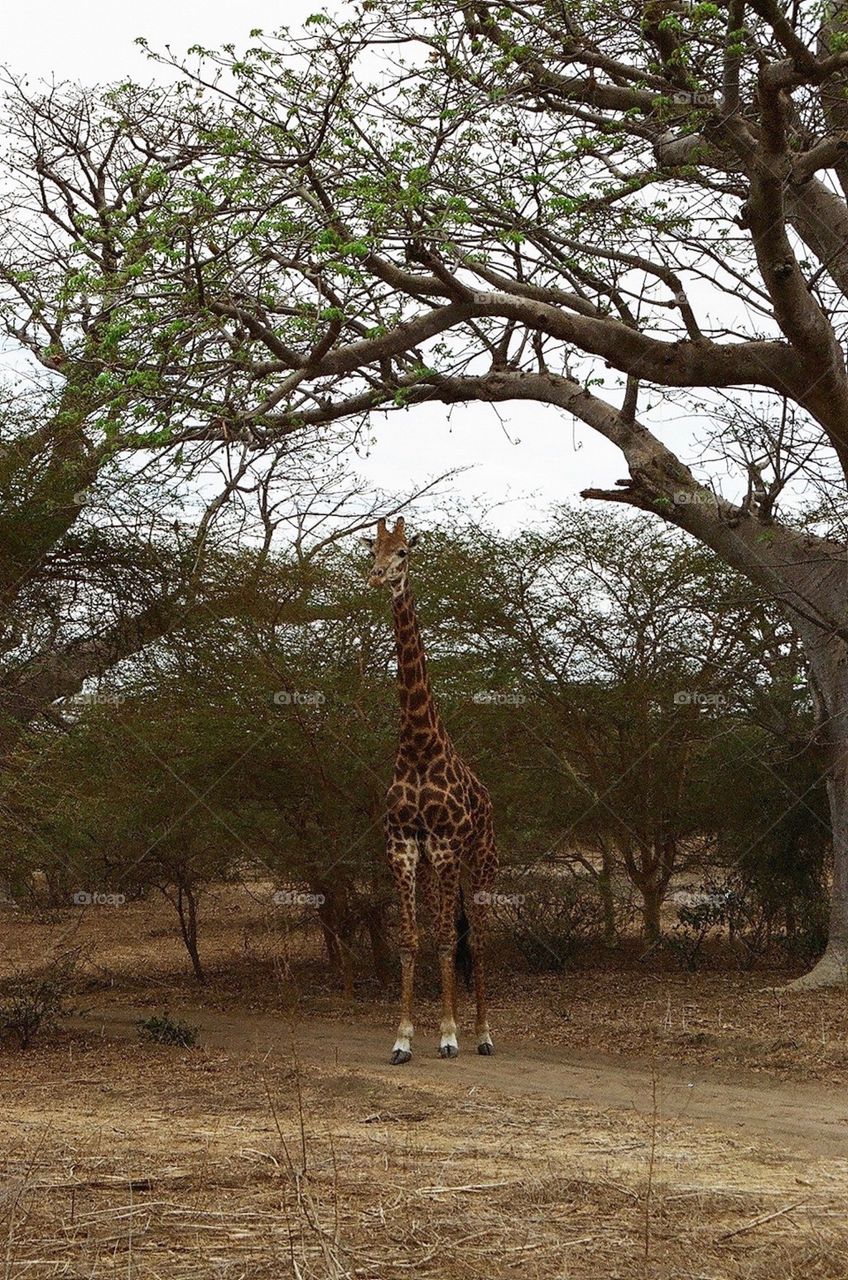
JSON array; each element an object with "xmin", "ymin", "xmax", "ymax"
[
  {"xmin": 78, "ymin": 999, "xmax": 848, "ymax": 1157},
  {"xmin": 2, "ymin": 887, "xmax": 848, "ymax": 1277}
]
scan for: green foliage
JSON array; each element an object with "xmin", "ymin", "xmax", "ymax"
[
  {"xmin": 711, "ymin": 726, "xmax": 830, "ymax": 961},
  {"xmin": 0, "ymin": 507, "xmax": 829, "ymax": 973},
  {"xmin": 136, "ymin": 1012, "xmax": 198, "ymax": 1047}
]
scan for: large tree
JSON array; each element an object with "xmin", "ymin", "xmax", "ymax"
[
  {"xmin": 435, "ymin": 508, "xmax": 815, "ymax": 940},
  {"xmin": 0, "ymin": 78, "xmax": 312, "ymax": 750},
  {"xmin": 6, "ymin": 3, "xmax": 848, "ymax": 985}
]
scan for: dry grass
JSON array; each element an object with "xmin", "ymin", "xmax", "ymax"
[
  {"xmin": 2, "ymin": 886, "xmax": 848, "ymax": 1276},
  {"xmin": 3, "ymin": 1034, "xmax": 848, "ymax": 1278},
  {"xmin": 5, "ymin": 884, "xmax": 844, "ymax": 1082},
  {"xmin": 496, "ymin": 968, "xmax": 848, "ymax": 1083}
]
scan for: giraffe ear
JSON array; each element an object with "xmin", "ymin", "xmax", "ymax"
[
  {"xmin": 407, "ymin": 533, "xmax": 420, "ymax": 549},
  {"xmin": 359, "ymin": 536, "xmax": 376, "ymax": 551}
]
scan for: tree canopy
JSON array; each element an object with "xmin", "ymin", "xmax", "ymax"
[{"xmin": 3, "ymin": 0, "xmax": 848, "ymax": 982}]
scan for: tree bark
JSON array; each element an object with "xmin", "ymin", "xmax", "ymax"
[
  {"xmin": 174, "ymin": 883, "xmax": 205, "ymax": 984},
  {"xmin": 785, "ymin": 658, "xmax": 848, "ymax": 989},
  {"xmin": 641, "ymin": 884, "xmax": 663, "ymax": 943},
  {"xmin": 596, "ymin": 850, "xmax": 619, "ymax": 947},
  {"xmin": 364, "ymin": 902, "xmax": 393, "ymax": 986}
]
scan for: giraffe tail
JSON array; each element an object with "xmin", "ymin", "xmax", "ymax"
[{"xmin": 455, "ymin": 886, "xmax": 473, "ymax": 992}]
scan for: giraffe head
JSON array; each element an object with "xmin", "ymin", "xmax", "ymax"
[{"xmin": 361, "ymin": 517, "xmax": 419, "ymax": 590}]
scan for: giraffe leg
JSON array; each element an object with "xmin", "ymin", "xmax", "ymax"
[
  {"xmin": 417, "ymin": 854, "xmax": 439, "ymax": 922},
  {"xmin": 388, "ymin": 835, "xmax": 418, "ymax": 1065},
  {"xmin": 470, "ymin": 854, "xmax": 497, "ymax": 1055},
  {"xmin": 426, "ymin": 856, "xmax": 460, "ymax": 1031},
  {"xmin": 430, "ymin": 842, "xmax": 460, "ymax": 1059}
]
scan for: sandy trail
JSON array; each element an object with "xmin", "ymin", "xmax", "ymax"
[{"xmin": 75, "ymin": 1002, "xmax": 848, "ymax": 1158}]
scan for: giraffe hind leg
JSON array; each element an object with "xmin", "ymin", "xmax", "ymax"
[
  {"xmin": 417, "ymin": 853, "xmax": 439, "ymax": 920},
  {"xmin": 428, "ymin": 839, "xmax": 461, "ymax": 1059},
  {"xmin": 419, "ymin": 846, "xmax": 462, "ymax": 1055},
  {"xmin": 470, "ymin": 853, "xmax": 497, "ymax": 1055},
  {"xmin": 388, "ymin": 835, "xmax": 419, "ymax": 1065}
]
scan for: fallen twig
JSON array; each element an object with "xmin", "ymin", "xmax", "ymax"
[{"xmin": 717, "ymin": 1199, "xmax": 807, "ymax": 1242}]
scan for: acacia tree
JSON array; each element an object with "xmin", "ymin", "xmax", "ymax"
[
  {"xmin": 424, "ymin": 509, "xmax": 818, "ymax": 940},
  {"xmin": 0, "ymin": 78, "xmax": 324, "ymax": 753},
  {"xmin": 0, "ymin": 401, "xmax": 267, "ymax": 755},
  {"xmin": 0, "ymin": 394, "xmax": 373, "ymax": 768},
  {"xmin": 8, "ymin": 5, "xmax": 848, "ymax": 984}
]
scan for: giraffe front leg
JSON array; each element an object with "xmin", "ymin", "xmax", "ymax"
[
  {"xmin": 437, "ymin": 948, "xmax": 459, "ymax": 1058},
  {"xmin": 392, "ymin": 949, "xmax": 416, "ymax": 1065},
  {"xmin": 431, "ymin": 846, "xmax": 460, "ymax": 1059},
  {"xmin": 388, "ymin": 835, "xmax": 418, "ymax": 1065}
]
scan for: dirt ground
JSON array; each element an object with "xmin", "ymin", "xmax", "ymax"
[{"xmin": 2, "ymin": 887, "xmax": 848, "ymax": 1278}]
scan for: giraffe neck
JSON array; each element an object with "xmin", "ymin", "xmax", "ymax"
[{"xmin": 391, "ymin": 575, "xmax": 442, "ymax": 739}]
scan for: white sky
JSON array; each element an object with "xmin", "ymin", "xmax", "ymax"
[{"xmin": 4, "ymin": 1, "xmax": 700, "ymax": 532}]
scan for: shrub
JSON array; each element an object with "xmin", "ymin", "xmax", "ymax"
[
  {"xmin": 0, "ymin": 952, "xmax": 78, "ymax": 1048},
  {"xmin": 668, "ymin": 874, "xmax": 830, "ymax": 970},
  {"xmin": 136, "ymin": 1011, "xmax": 198, "ymax": 1047},
  {"xmin": 493, "ymin": 872, "xmax": 606, "ymax": 972},
  {"xmin": 667, "ymin": 887, "xmax": 736, "ymax": 970}
]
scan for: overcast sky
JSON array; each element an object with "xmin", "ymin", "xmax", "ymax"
[{"xmin": 4, "ymin": 1, "xmax": 697, "ymax": 531}]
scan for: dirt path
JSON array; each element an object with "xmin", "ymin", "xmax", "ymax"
[{"xmin": 76, "ymin": 1003, "xmax": 848, "ymax": 1159}]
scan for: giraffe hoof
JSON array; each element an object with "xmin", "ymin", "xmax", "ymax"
[
  {"xmin": 438, "ymin": 1043, "xmax": 459, "ymax": 1059},
  {"xmin": 477, "ymin": 1040, "xmax": 494, "ymax": 1056},
  {"xmin": 390, "ymin": 1049, "xmax": 412, "ymax": 1066}
]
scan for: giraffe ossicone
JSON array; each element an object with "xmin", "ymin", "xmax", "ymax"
[{"xmin": 364, "ymin": 517, "xmax": 498, "ymax": 1064}]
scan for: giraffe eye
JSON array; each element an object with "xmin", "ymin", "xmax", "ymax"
[{"xmin": 397, "ymin": 549, "xmax": 407, "ymax": 558}]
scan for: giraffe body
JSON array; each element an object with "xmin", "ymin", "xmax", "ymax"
[{"xmin": 362, "ymin": 517, "xmax": 497, "ymax": 1063}]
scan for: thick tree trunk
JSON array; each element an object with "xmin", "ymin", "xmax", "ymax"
[
  {"xmin": 622, "ymin": 837, "xmax": 670, "ymax": 943},
  {"xmin": 784, "ymin": 645, "xmax": 848, "ymax": 990},
  {"xmin": 786, "ymin": 723, "xmax": 848, "ymax": 990}
]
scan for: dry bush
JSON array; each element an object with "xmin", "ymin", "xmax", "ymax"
[
  {"xmin": 491, "ymin": 871, "xmax": 607, "ymax": 972},
  {"xmin": 0, "ymin": 951, "xmax": 78, "ymax": 1048}
]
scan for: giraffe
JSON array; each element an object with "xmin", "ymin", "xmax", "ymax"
[{"xmin": 361, "ymin": 516, "xmax": 498, "ymax": 1064}]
